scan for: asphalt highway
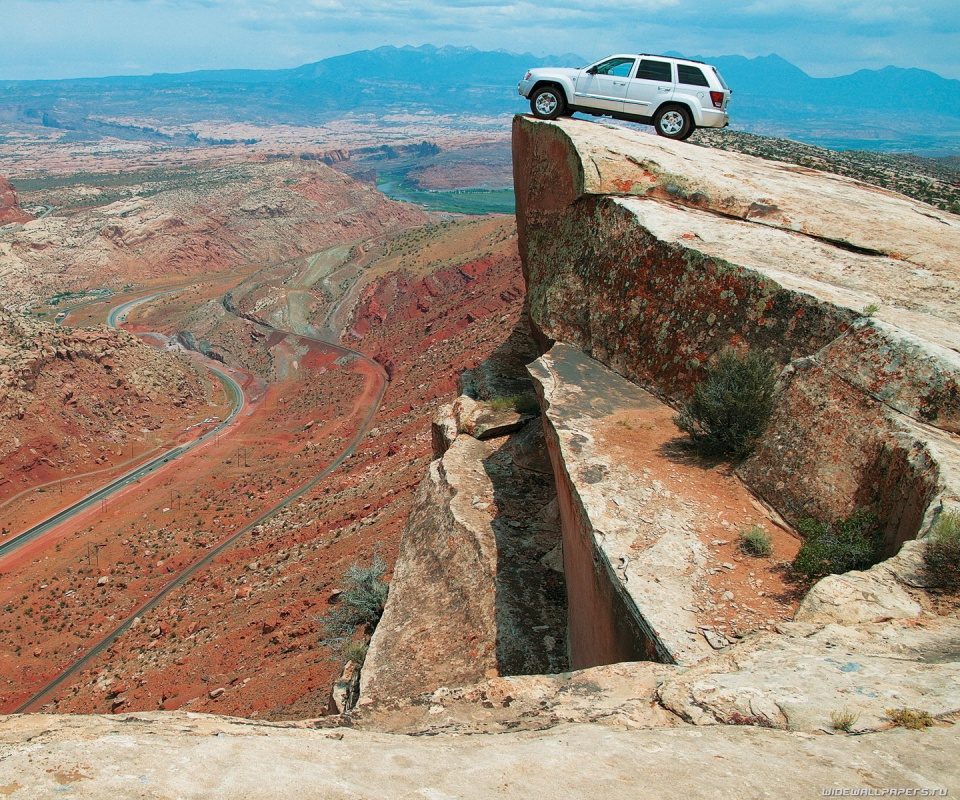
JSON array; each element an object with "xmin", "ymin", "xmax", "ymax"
[
  {"xmin": 0, "ymin": 290, "xmax": 245, "ymax": 561},
  {"xmin": 13, "ymin": 277, "xmax": 388, "ymax": 713}
]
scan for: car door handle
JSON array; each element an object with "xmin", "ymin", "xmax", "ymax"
[
  {"xmin": 614, "ymin": 81, "xmax": 627, "ymax": 86},
  {"xmin": 658, "ymin": 86, "xmax": 671, "ymax": 92}
]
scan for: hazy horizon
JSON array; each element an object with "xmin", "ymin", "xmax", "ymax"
[{"xmin": 3, "ymin": 0, "xmax": 960, "ymax": 82}]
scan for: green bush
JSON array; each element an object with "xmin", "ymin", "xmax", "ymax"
[
  {"xmin": 319, "ymin": 555, "xmax": 389, "ymax": 648},
  {"xmin": 674, "ymin": 349, "xmax": 778, "ymax": 458},
  {"xmin": 923, "ymin": 511, "xmax": 960, "ymax": 591},
  {"xmin": 739, "ymin": 524, "xmax": 773, "ymax": 557},
  {"xmin": 791, "ymin": 511, "xmax": 883, "ymax": 580}
]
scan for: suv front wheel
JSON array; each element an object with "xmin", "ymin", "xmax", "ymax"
[
  {"xmin": 530, "ymin": 86, "xmax": 566, "ymax": 120},
  {"xmin": 654, "ymin": 105, "xmax": 693, "ymax": 140}
]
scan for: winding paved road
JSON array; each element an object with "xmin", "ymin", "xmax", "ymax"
[
  {"xmin": 0, "ymin": 293, "xmax": 246, "ymax": 560},
  {"xmin": 14, "ymin": 267, "xmax": 388, "ymax": 713}
]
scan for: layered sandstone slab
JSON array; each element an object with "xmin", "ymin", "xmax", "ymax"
[
  {"xmin": 529, "ymin": 343, "xmax": 800, "ymax": 668},
  {"xmin": 362, "ymin": 419, "xmax": 565, "ymax": 702}
]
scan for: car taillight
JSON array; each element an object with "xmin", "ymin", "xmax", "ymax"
[{"xmin": 710, "ymin": 91, "xmax": 724, "ymax": 108}]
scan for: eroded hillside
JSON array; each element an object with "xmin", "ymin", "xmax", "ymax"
[{"xmin": 0, "ymin": 159, "xmax": 428, "ymax": 311}]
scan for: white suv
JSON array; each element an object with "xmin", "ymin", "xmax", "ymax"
[{"xmin": 517, "ymin": 54, "xmax": 731, "ymax": 140}]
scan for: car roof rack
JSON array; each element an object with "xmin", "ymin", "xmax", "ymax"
[{"xmin": 635, "ymin": 53, "xmax": 706, "ymax": 65}]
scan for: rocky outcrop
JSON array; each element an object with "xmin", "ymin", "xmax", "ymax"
[
  {"xmin": 529, "ymin": 343, "xmax": 710, "ymax": 667},
  {"xmin": 361, "ymin": 416, "xmax": 566, "ymax": 702},
  {"xmin": 360, "ymin": 434, "xmax": 503, "ymax": 700},
  {"xmin": 513, "ymin": 115, "xmax": 960, "ymax": 554},
  {"xmin": 657, "ymin": 617, "xmax": 960, "ymax": 731},
  {"xmin": 0, "ymin": 177, "xmax": 31, "ymax": 226},
  {"xmin": 0, "ymin": 309, "xmax": 210, "ymax": 487}
]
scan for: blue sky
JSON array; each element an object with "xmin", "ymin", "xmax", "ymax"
[{"xmin": 3, "ymin": 0, "xmax": 959, "ymax": 81}]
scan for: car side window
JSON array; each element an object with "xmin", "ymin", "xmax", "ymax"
[
  {"xmin": 677, "ymin": 65, "xmax": 710, "ymax": 87},
  {"xmin": 593, "ymin": 58, "xmax": 636, "ymax": 78},
  {"xmin": 635, "ymin": 60, "xmax": 672, "ymax": 82}
]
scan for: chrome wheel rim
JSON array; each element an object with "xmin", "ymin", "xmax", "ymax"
[
  {"xmin": 660, "ymin": 110, "xmax": 685, "ymax": 135},
  {"xmin": 535, "ymin": 92, "xmax": 559, "ymax": 116}
]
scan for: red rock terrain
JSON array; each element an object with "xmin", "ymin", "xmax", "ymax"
[
  {"xmin": 1, "ymin": 215, "xmax": 524, "ymax": 719},
  {"xmin": 0, "ymin": 177, "xmax": 31, "ymax": 226},
  {"xmin": 0, "ymin": 159, "xmax": 429, "ymax": 311},
  {"xmin": 0, "ymin": 310, "xmax": 219, "ymax": 536}
]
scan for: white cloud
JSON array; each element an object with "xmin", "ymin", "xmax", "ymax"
[{"xmin": 1, "ymin": 0, "xmax": 958, "ymax": 79}]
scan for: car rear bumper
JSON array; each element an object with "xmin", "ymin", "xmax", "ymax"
[{"xmin": 698, "ymin": 108, "xmax": 729, "ymax": 128}]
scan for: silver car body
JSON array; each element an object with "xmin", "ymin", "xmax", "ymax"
[{"xmin": 518, "ymin": 53, "xmax": 731, "ymax": 133}]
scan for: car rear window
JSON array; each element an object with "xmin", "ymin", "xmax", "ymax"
[
  {"xmin": 635, "ymin": 60, "xmax": 672, "ymax": 82},
  {"xmin": 677, "ymin": 65, "xmax": 710, "ymax": 87}
]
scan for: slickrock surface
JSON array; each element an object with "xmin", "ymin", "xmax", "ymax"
[
  {"xmin": 657, "ymin": 616, "xmax": 960, "ymax": 732},
  {"xmin": 529, "ymin": 343, "xmax": 800, "ymax": 668},
  {"xmin": 0, "ymin": 712, "xmax": 956, "ymax": 798}
]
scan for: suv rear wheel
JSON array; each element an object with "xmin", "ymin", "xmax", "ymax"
[
  {"xmin": 530, "ymin": 86, "xmax": 566, "ymax": 120},
  {"xmin": 654, "ymin": 105, "xmax": 693, "ymax": 140}
]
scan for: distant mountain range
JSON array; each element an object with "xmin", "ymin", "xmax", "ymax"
[{"xmin": 1, "ymin": 45, "xmax": 958, "ymax": 155}]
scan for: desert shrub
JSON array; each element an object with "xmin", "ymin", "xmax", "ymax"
[
  {"xmin": 343, "ymin": 640, "xmax": 369, "ymax": 665},
  {"xmin": 791, "ymin": 511, "xmax": 883, "ymax": 580},
  {"xmin": 739, "ymin": 524, "xmax": 773, "ymax": 557},
  {"xmin": 674, "ymin": 349, "xmax": 778, "ymax": 458},
  {"xmin": 318, "ymin": 555, "xmax": 389, "ymax": 648},
  {"xmin": 886, "ymin": 708, "xmax": 935, "ymax": 730},
  {"xmin": 923, "ymin": 511, "xmax": 960, "ymax": 591},
  {"xmin": 829, "ymin": 708, "xmax": 860, "ymax": 733}
]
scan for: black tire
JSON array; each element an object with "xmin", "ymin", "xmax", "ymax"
[
  {"xmin": 653, "ymin": 105, "xmax": 693, "ymax": 140},
  {"xmin": 530, "ymin": 86, "xmax": 566, "ymax": 120}
]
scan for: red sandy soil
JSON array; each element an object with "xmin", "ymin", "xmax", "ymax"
[
  {"xmin": 596, "ymin": 405, "xmax": 803, "ymax": 642},
  {"xmin": 2, "ymin": 217, "xmax": 524, "ymax": 719}
]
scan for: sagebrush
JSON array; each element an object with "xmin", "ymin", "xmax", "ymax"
[
  {"xmin": 923, "ymin": 511, "xmax": 960, "ymax": 591},
  {"xmin": 740, "ymin": 524, "xmax": 773, "ymax": 557},
  {"xmin": 674, "ymin": 349, "xmax": 778, "ymax": 458},
  {"xmin": 318, "ymin": 555, "xmax": 389, "ymax": 650},
  {"xmin": 886, "ymin": 708, "xmax": 935, "ymax": 730}
]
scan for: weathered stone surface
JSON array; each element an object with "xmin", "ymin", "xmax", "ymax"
[
  {"xmin": 1, "ymin": 711, "xmax": 956, "ymax": 798},
  {"xmin": 361, "ymin": 434, "xmax": 501, "ymax": 702},
  {"xmin": 795, "ymin": 567, "xmax": 923, "ymax": 626},
  {"xmin": 352, "ymin": 661, "xmax": 679, "ymax": 735},
  {"xmin": 514, "ymin": 116, "xmax": 960, "ymax": 276},
  {"xmin": 657, "ymin": 617, "xmax": 960, "ymax": 732},
  {"xmin": 513, "ymin": 114, "xmax": 960, "ymax": 560},
  {"xmin": 362, "ymin": 422, "xmax": 566, "ymax": 701},
  {"xmin": 529, "ymin": 342, "xmax": 715, "ymax": 668},
  {"xmin": 328, "ymin": 659, "xmax": 361, "ymax": 715},
  {"xmin": 432, "ymin": 394, "xmax": 529, "ymax": 457}
]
